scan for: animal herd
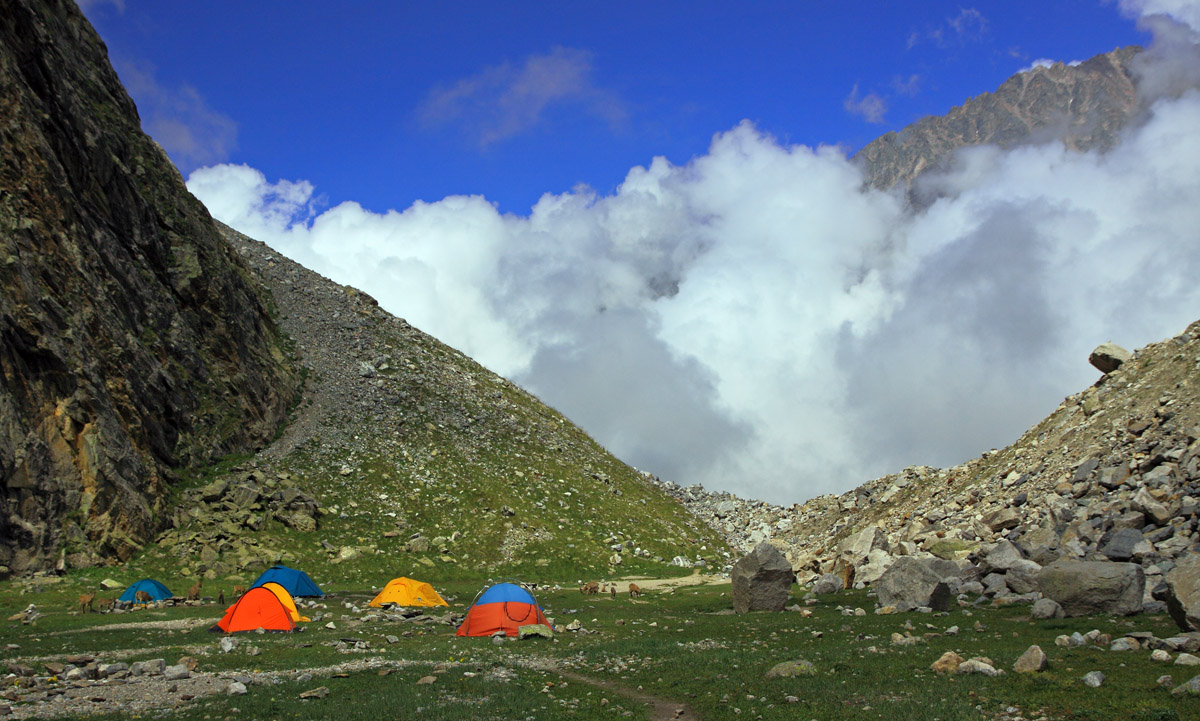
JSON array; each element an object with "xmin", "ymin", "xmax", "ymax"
[{"xmin": 579, "ymin": 581, "xmax": 642, "ymax": 598}]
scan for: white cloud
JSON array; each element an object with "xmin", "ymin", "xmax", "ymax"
[
  {"xmin": 116, "ymin": 60, "xmax": 237, "ymax": 172},
  {"xmin": 908, "ymin": 7, "xmax": 988, "ymax": 49},
  {"xmin": 844, "ymin": 84, "xmax": 888, "ymax": 123},
  {"xmin": 188, "ymin": 17, "xmax": 1200, "ymax": 506},
  {"xmin": 418, "ymin": 46, "xmax": 626, "ymax": 146}
]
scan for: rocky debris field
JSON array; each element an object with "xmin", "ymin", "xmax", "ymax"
[{"xmin": 663, "ymin": 320, "xmax": 1200, "ymax": 629}]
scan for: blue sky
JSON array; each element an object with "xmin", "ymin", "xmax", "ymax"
[
  {"xmin": 81, "ymin": 1, "xmax": 1145, "ymax": 214},
  {"xmin": 77, "ymin": 1, "xmax": 1200, "ymax": 504}
]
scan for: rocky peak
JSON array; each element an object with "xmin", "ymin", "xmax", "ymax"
[{"xmin": 855, "ymin": 46, "xmax": 1141, "ymax": 199}]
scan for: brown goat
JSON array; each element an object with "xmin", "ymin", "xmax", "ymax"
[
  {"xmin": 186, "ymin": 579, "xmax": 202, "ymax": 601},
  {"xmin": 78, "ymin": 593, "xmax": 95, "ymax": 614},
  {"xmin": 628, "ymin": 583, "xmax": 642, "ymax": 599},
  {"xmin": 609, "ymin": 584, "xmax": 617, "ymax": 599},
  {"xmin": 134, "ymin": 590, "xmax": 151, "ymax": 604},
  {"xmin": 97, "ymin": 597, "xmax": 113, "ymax": 613},
  {"xmin": 233, "ymin": 585, "xmax": 247, "ymax": 598},
  {"xmin": 580, "ymin": 581, "xmax": 600, "ymax": 595},
  {"xmin": 833, "ymin": 557, "xmax": 855, "ymax": 590}
]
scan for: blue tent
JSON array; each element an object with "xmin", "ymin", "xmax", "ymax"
[
  {"xmin": 250, "ymin": 565, "xmax": 324, "ymax": 597},
  {"xmin": 117, "ymin": 578, "xmax": 173, "ymax": 603}
]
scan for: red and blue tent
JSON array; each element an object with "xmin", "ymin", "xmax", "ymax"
[
  {"xmin": 117, "ymin": 578, "xmax": 173, "ymax": 603},
  {"xmin": 249, "ymin": 565, "xmax": 324, "ymax": 597},
  {"xmin": 456, "ymin": 582, "xmax": 550, "ymax": 637}
]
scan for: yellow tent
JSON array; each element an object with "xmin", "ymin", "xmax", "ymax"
[
  {"xmin": 369, "ymin": 577, "xmax": 448, "ymax": 608},
  {"xmin": 260, "ymin": 581, "xmax": 311, "ymax": 622}
]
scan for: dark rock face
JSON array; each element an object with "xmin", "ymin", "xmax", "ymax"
[
  {"xmin": 0, "ymin": 0, "xmax": 297, "ymax": 572},
  {"xmin": 1038, "ymin": 561, "xmax": 1145, "ymax": 616},
  {"xmin": 855, "ymin": 47, "xmax": 1141, "ymax": 198},
  {"xmin": 731, "ymin": 542, "xmax": 793, "ymax": 613}
]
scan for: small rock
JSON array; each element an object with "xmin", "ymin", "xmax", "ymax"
[
  {"xmin": 416, "ymin": 675, "xmax": 436, "ymax": 685},
  {"xmin": 1152, "ymin": 650, "xmax": 1172, "ymax": 662},
  {"xmin": 765, "ymin": 660, "xmax": 817, "ymax": 678},
  {"xmin": 1175, "ymin": 653, "xmax": 1200, "ymax": 666},
  {"xmin": 1013, "ymin": 645, "xmax": 1048, "ymax": 673},
  {"xmin": 227, "ymin": 681, "xmax": 248, "ymax": 696},
  {"xmin": 957, "ymin": 658, "xmax": 1003, "ymax": 677},
  {"xmin": 931, "ymin": 651, "xmax": 964, "ymax": 674},
  {"xmin": 1172, "ymin": 674, "xmax": 1200, "ymax": 695},
  {"xmin": 1082, "ymin": 671, "xmax": 1106, "ymax": 688},
  {"xmin": 163, "ymin": 664, "xmax": 190, "ymax": 680},
  {"xmin": 299, "ymin": 686, "xmax": 330, "ymax": 699}
]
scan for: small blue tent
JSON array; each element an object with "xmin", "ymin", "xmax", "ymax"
[
  {"xmin": 118, "ymin": 578, "xmax": 173, "ymax": 603},
  {"xmin": 250, "ymin": 565, "xmax": 324, "ymax": 597}
]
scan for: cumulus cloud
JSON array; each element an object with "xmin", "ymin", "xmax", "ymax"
[
  {"xmin": 117, "ymin": 60, "xmax": 237, "ymax": 172},
  {"xmin": 844, "ymin": 84, "xmax": 888, "ymax": 123},
  {"xmin": 418, "ymin": 46, "xmax": 626, "ymax": 147},
  {"xmin": 188, "ymin": 9, "xmax": 1200, "ymax": 505}
]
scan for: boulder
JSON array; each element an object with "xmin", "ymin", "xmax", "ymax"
[
  {"xmin": 765, "ymin": 659, "xmax": 817, "ymax": 678},
  {"xmin": 1038, "ymin": 561, "xmax": 1144, "ymax": 616},
  {"xmin": 1101, "ymin": 528, "xmax": 1147, "ymax": 562},
  {"xmin": 874, "ymin": 556, "xmax": 952, "ymax": 612},
  {"xmin": 855, "ymin": 549, "xmax": 895, "ymax": 584},
  {"xmin": 837, "ymin": 527, "xmax": 889, "ymax": 565},
  {"xmin": 1031, "ymin": 598, "xmax": 1065, "ymax": 619},
  {"xmin": 517, "ymin": 624, "xmax": 554, "ymax": 640},
  {"xmin": 1013, "ymin": 645, "xmax": 1048, "ymax": 673},
  {"xmin": 982, "ymin": 540, "xmax": 1026, "ymax": 572},
  {"xmin": 731, "ymin": 542, "xmax": 794, "ymax": 613},
  {"xmin": 1163, "ymin": 552, "xmax": 1200, "ymax": 632},
  {"xmin": 1089, "ymin": 342, "xmax": 1131, "ymax": 374},
  {"xmin": 811, "ymin": 574, "xmax": 844, "ymax": 595}
]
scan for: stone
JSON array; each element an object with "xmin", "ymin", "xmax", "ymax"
[
  {"xmin": 1013, "ymin": 645, "xmax": 1047, "ymax": 673},
  {"xmin": 300, "ymin": 686, "xmax": 330, "ymax": 699},
  {"xmin": 855, "ymin": 549, "xmax": 895, "ymax": 584},
  {"xmin": 517, "ymin": 624, "xmax": 554, "ymax": 640},
  {"xmin": 130, "ymin": 659, "xmax": 166, "ymax": 676},
  {"xmin": 1133, "ymin": 488, "xmax": 1173, "ymax": 526},
  {"xmin": 1082, "ymin": 671, "xmax": 1106, "ymax": 687},
  {"xmin": 1172, "ymin": 674, "xmax": 1200, "ymax": 695},
  {"xmin": 228, "ymin": 681, "xmax": 248, "ymax": 696},
  {"xmin": 99, "ymin": 578, "xmax": 123, "ymax": 590},
  {"xmin": 1037, "ymin": 560, "xmax": 1144, "ymax": 616},
  {"xmin": 416, "ymin": 676, "xmax": 436, "ymax": 685},
  {"xmin": 874, "ymin": 556, "xmax": 952, "ymax": 612},
  {"xmin": 220, "ymin": 637, "xmax": 238, "ymax": 653},
  {"xmin": 837, "ymin": 527, "xmax": 889, "ymax": 564},
  {"xmin": 957, "ymin": 658, "xmax": 1002, "ymax": 676},
  {"xmin": 1152, "ymin": 650, "xmax": 1172, "ymax": 662},
  {"xmin": 931, "ymin": 651, "xmax": 964, "ymax": 674},
  {"xmin": 1176, "ymin": 653, "xmax": 1200, "ymax": 666},
  {"xmin": 1109, "ymin": 638, "xmax": 1138, "ymax": 651},
  {"xmin": 731, "ymin": 542, "xmax": 794, "ymax": 613},
  {"xmin": 982, "ymin": 540, "xmax": 1026, "ymax": 572},
  {"xmin": 811, "ymin": 574, "xmax": 844, "ymax": 594},
  {"xmin": 1089, "ymin": 342, "xmax": 1131, "ymax": 374},
  {"xmin": 1163, "ymin": 552, "xmax": 1200, "ymax": 632},
  {"xmin": 983, "ymin": 508, "xmax": 1021, "ymax": 533},
  {"xmin": 765, "ymin": 659, "xmax": 817, "ymax": 678},
  {"xmin": 1100, "ymin": 528, "xmax": 1147, "ymax": 562},
  {"xmin": 163, "ymin": 664, "xmax": 190, "ymax": 680}
]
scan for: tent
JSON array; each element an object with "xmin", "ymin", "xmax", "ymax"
[
  {"xmin": 457, "ymin": 582, "xmax": 549, "ymax": 637},
  {"xmin": 117, "ymin": 578, "xmax": 173, "ymax": 604},
  {"xmin": 249, "ymin": 565, "xmax": 324, "ymax": 597},
  {"xmin": 369, "ymin": 577, "xmax": 448, "ymax": 608},
  {"xmin": 260, "ymin": 581, "xmax": 311, "ymax": 623},
  {"xmin": 211, "ymin": 586, "xmax": 296, "ymax": 633}
]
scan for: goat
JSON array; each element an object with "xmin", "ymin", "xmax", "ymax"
[
  {"xmin": 134, "ymin": 590, "xmax": 151, "ymax": 604},
  {"xmin": 97, "ymin": 597, "xmax": 113, "ymax": 613},
  {"xmin": 580, "ymin": 581, "xmax": 599, "ymax": 595},
  {"xmin": 233, "ymin": 585, "xmax": 246, "ymax": 598},
  {"xmin": 77, "ymin": 593, "xmax": 94, "ymax": 614},
  {"xmin": 833, "ymin": 557, "xmax": 855, "ymax": 590},
  {"xmin": 609, "ymin": 584, "xmax": 617, "ymax": 599},
  {"xmin": 186, "ymin": 579, "xmax": 202, "ymax": 601},
  {"xmin": 628, "ymin": 583, "xmax": 642, "ymax": 599}
]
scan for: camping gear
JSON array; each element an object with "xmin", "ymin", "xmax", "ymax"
[
  {"xmin": 117, "ymin": 578, "xmax": 173, "ymax": 603},
  {"xmin": 457, "ymin": 582, "xmax": 550, "ymax": 637},
  {"xmin": 249, "ymin": 565, "xmax": 324, "ymax": 597},
  {"xmin": 211, "ymin": 586, "xmax": 296, "ymax": 633},
  {"xmin": 260, "ymin": 581, "xmax": 311, "ymax": 622},
  {"xmin": 369, "ymin": 577, "xmax": 448, "ymax": 608}
]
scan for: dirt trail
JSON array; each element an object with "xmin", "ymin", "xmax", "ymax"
[
  {"xmin": 615, "ymin": 571, "xmax": 729, "ymax": 593},
  {"xmin": 552, "ymin": 668, "xmax": 700, "ymax": 721}
]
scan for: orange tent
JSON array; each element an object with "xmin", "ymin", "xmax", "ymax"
[
  {"xmin": 261, "ymin": 581, "xmax": 311, "ymax": 622},
  {"xmin": 369, "ymin": 577, "xmax": 448, "ymax": 608},
  {"xmin": 211, "ymin": 586, "xmax": 296, "ymax": 633}
]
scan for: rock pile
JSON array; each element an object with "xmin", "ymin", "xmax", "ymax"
[
  {"xmin": 653, "ymin": 321, "xmax": 1200, "ymax": 621},
  {"xmin": 153, "ymin": 469, "xmax": 321, "ymax": 578}
]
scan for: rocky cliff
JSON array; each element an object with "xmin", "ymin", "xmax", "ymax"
[
  {"xmin": 0, "ymin": 0, "xmax": 297, "ymax": 574},
  {"xmin": 854, "ymin": 46, "xmax": 1141, "ymax": 198}
]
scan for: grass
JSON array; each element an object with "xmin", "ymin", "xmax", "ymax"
[{"xmin": 3, "ymin": 579, "xmax": 1195, "ymax": 721}]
